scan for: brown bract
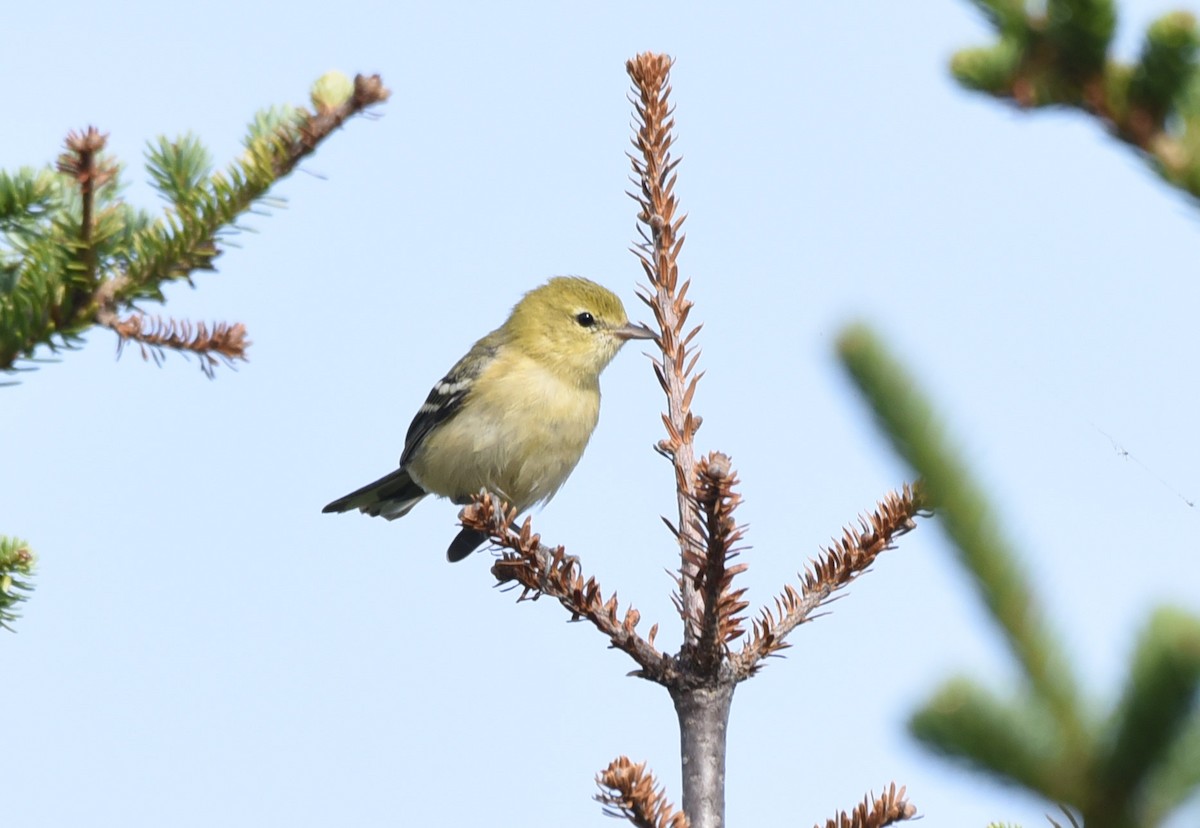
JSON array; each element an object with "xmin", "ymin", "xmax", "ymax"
[
  {"xmin": 683, "ymin": 452, "xmax": 748, "ymax": 674},
  {"xmin": 733, "ymin": 483, "xmax": 929, "ymax": 679},
  {"xmin": 596, "ymin": 757, "xmax": 690, "ymax": 828},
  {"xmin": 109, "ymin": 315, "xmax": 250, "ymax": 378},
  {"xmin": 816, "ymin": 783, "xmax": 918, "ymax": 828}
]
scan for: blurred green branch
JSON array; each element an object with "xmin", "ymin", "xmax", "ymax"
[
  {"xmin": 837, "ymin": 325, "xmax": 1200, "ymax": 828},
  {"xmin": 954, "ymin": 0, "xmax": 1200, "ymax": 198},
  {"xmin": 0, "ymin": 536, "xmax": 35, "ymax": 632}
]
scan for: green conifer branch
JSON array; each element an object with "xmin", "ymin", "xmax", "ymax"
[
  {"xmin": 0, "ymin": 72, "xmax": 389, "ymax": 375},
  {"xmin": 0, "ymin": 536, "xmax": 35, "ymax": 632},
  {"xmin": 953, "ymin": 2, "xmax": 1200, "ymax": 199},
  {"xmin": 1095, "ymin": 607, "xmax": 1200, "ymax": 822},
  {"xmin": 836, "ymin": 324, "xmax": 1200, "ymax": 828},
  {"xmin": 909, "ymin": 678, "xmax": 1079, "ymax": 802},
  {"xmin": 836, "ymin": 324, "xmax": 1087, "ymax": 751},
  {"xmin": 1139, "ymin": 708, "xmax": 1200, "ymax": 824}
]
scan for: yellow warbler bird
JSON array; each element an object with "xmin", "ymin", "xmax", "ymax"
[{"xmin": 323, "ymin": 277, "xmax": 654, "ymax": 561}]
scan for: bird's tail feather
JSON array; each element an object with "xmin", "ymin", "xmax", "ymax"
[
  {"xmin": 322, "ymin": 469, "xmax": 427, "ymax": 520},
  {"xmin": 446, "ymin": 527, "xmax": 489, "ymax": 563}
]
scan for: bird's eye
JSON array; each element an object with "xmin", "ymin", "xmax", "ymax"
[{"xmin": 575, "ymin": 311, "xmax": 596, "ymax": 328}]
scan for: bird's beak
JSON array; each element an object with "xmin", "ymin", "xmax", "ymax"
[{"xmin": 613, "ymin": 322, "xmax": 657, "ymax": 341}]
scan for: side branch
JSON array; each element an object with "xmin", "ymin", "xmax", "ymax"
[
  {"xmin": 596, "ymin": 757, "xmax": 690, "ymax": 828},
  {"xmin": 460, "ymin": 496, "xmax": 682, "ymax": 686},
  {"xmin": 732, "ymin": 483, "xmax": 928, "ymax": 679},
  {"xmin": 274, "ymin": 73, "xmax": 390, "ymax": 179},
  {"xmin": 687, "ymin": 452, "xmax": 748, "ymax": 675},
  {"xmin": 815, "ymin": 783, "xmax": 917, "ymax": 828},
  {"xmin": 106, "ymin": 313, "xmax": 249, "ymax": 378},
  {"xmin": 118, "ymin": 73, "xmax": 391, "ymax": 301}
]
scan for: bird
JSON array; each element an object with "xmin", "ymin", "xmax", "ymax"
[{"xmin": 323, "ymin": 276, "xmax": 655, "ymax": 562}]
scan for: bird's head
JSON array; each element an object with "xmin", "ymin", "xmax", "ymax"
[{"xmin": 505, "ymin": 277, "xmax": 655, "ymax": 385}]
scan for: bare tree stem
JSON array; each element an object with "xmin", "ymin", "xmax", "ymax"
[{"xmin": 672, "ymin": 683, "xmax": 734, "ymax": 828}]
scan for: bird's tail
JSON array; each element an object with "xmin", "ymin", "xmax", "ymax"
[
  {"xmin": 322, "ymin": 469, "xmax": 427, "ymax": 520},
  {"xmin": 446, "ymin": 527, "xmax": 489, "ymax": 563}
]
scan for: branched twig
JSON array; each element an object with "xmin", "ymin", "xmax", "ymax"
[
  {"xmin": 815, "ymin": 783, "xmax": 918, "ymax": 828},
  {"xmin": 461, "ymin": 495, "xmax": 682, "ymax": 686},
  {"xmin": 106, "ymin": 313, "xmax": 249, "ymax": 378},
  {"xmin": 596, "ymin": 757, "xmax": 690, "ymax": 828},
  {"xmin": 627, "ymin": 52, "xmax": 707, "ymax": 650},
  {"xmin": 732, "ymin": 483, "xmax": 929, "ymax": 679}
]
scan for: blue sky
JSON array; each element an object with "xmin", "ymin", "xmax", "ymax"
[{"xmin": 5, "ymin": 1, "xmax": 1199, "ymax": 826}]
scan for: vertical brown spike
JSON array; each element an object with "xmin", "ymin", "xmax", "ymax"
[{"xmin": 627, "ymin": 53, "xmax": 708, "ymax": 651}]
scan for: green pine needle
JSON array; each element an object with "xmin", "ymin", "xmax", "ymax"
[{"xmin": 0, "ymin": 535, "xmax": 35, "ymax": 632}]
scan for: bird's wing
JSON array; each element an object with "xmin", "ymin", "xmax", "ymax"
[{"xmin": 399, "ymin": 338, "xmax": 499, "ymax": 469}]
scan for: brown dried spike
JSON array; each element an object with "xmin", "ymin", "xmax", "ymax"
[
  {"xmin": 624, "ymin": 608, "xmax": 640, "ymax": 632},
  {"xmin": 466, "ymin": 493, "xmax": 680, "ymax": 686},
  {"xmin": 652, "ymin": 363, "xmax": 669, "ymax": 393},
  {"xmin": 596, "ymin": 757, "xmax": 690, "ymax": 828},
  {"xmin": 732, "ymin": 483, "xmax": 927, "ymax": 679},
  {"xmin": 57, "ymin": 126, "xmax": 110, "ymax": 181},
  {"xmin": 604, "ymin": 594, "xmax": 619, "ymax": 619},
  {"xmin": 109, "ymin": 314, "xmax": 250, "ymax": 378},
  {"xmin": 629, "ymin": 56, "xmax": 704, "ymax": 649},
  {"xmin": 814, "ymin": 783, "xmax": 917, "ymax": 828},
  {"xmin": 675, "ymin": 301, "xmax": 692, "ymax": 331},
  {"xmin": 686, "ymin": 451, "xmax": 750, "ymax": 672},
  {"xmin": 681, "ymin": 374, "xmax": 702, "ymax": 410},
  {"xmin": 661, "ymin": 414, "xmax": 681, "ymax": 445},
  {"xmin": 65, "ymin": 126, "xmax": 107, "ymax": 154}
]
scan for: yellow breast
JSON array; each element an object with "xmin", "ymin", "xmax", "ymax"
[{"xmin": 407, "ymin": 350, "xmax": 601, "ymax": 512}]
